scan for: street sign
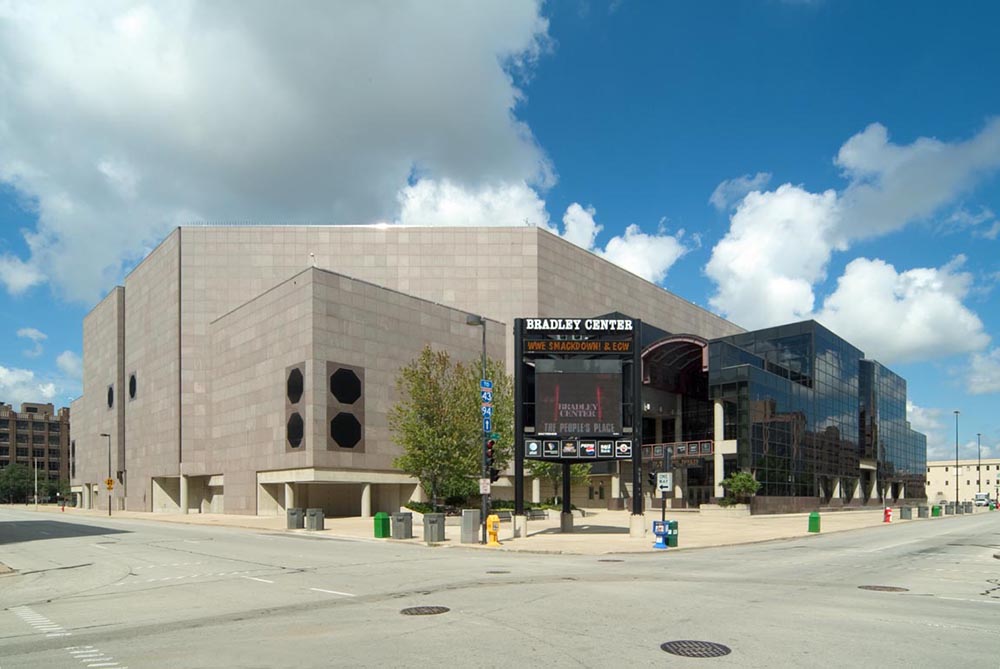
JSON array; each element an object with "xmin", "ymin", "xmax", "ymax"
[
  {"xmin": 656, "ymin": 472, "xmax": 673, "ymax": 493},
  {"xmin": 483, "ymin": 417, "xmax": 492, "ymax": 432},
  {"xmin": 479, "ymin": 478, "xmax": 491, "ymax": 494},
  {"xmin": 480, "ymin": 379, "xmax": 493, "ymax": 389},
  {"xmin": 105, "ymin": 478, "xmax": 115, "ymax": 490},
  {"xmin": 480, "ymin": 390, "xmax": 493, "ymax": 403},
  {"xmin": 481, "ymin": 405, "xmax": 493, "ymax": 418}
]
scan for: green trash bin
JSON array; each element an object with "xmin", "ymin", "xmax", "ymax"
[
  {"xmin": 931, "ymin": 505, "xmax": 941, "ymax": 517},
  {"xmin": 374, "ymin": 511, "xmax": 390, "ymax": 538},
  {"xmin": 808, "ymin": 511, "xmax": 821, "ymax": 533},
  {"xmin": 666, "ymin": 520, "xmax": 678, "ymax": 548}
]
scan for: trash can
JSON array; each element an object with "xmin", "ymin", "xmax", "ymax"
[
  {"xmin": 286, "ymin": 507, "xmax": 304, "ymax": 529},
  {"xmin": 423, "ymin": 512, "xmax": 445, "ymax": 543},
  {"xmin": 305, "ymin": 507, "xmax": 325, "ymax": 531},
  {"xmin": 666, "ymin": 519, "xmax": 678, "ymax": 548},
  {"xmin": 931, "ymin": 505, "xmax": 941, "ymax": 517},
  {"xmin": 373, "ymin": 511, "xmax": 390, "ymax": 538},
  {"xmin": 956, "ymin": 504, "xmax": 965, "ymax": 515},
  {"xmin": 945, "ymin": 503, "xmax": 954, "ymax": 515},
  {"xmin": 808, "ymin": 512, "xmax": 821, "ymax": 533},
  {"xmin": 965, "ymin": 501, "xmax": 974, "ymax": 514},
  {"xmin": 461, "ymin": 509, "xmax": 481, "ymax": 544},
  {"xmin": 917, "ymin": 506, "xmax": 928, "ymax": 519},
  {"xmin": 899, "ymin": 507, "xmax": 912, "ymax": 520},
  {"xmin": 391, "ymin": 512, "xmax": 413, "ymax": 539}
]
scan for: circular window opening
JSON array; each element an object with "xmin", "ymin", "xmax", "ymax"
[
  {"xmin": 330, "ymin": 412, "xmax": 362, "ymax": 448},
  {"xmin": 287, "ymin": 368, "xmax": 304, "ymax": 404},
  {"xmin": 128, "ymin": 374, "xmax": 137, "ymax": 400},
  {"xmin": 330, "ymin": 368, "xmax": 361, "ymax": 404},
  {"xmin": 287, "ymin": 413, "xmax": 304, "ymax": 448},
  {"xmin": 107, "ymin": 385, "xmax": 114, "ymax": 409}
]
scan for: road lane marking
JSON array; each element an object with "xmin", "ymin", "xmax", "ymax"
[
  {"xmin": 242, "ymin": 576, "xmax": 274, "ymax": 584},
  {"xmin": 309, "ymin": 588, "xmax": 356, "ymax": 597},
  {"xmin": 92, "ymin": 544, "xmax": 108, "ymax": 550}
]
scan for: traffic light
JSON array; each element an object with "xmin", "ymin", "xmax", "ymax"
[
  {"xmin": 490, "ymin": 468, "xmax": 500, "ymax": 483},
  {"xmin": 647, "ymin": 470, "xmax": 656, "ymax": 487},
  {"xmin": 486, "ymin": 438, "xmax": 496, "ymax": 469}
]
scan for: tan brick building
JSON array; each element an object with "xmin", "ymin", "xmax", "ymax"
[
  {"xmin": 0, "ymin": 402, "xmax": 70, "ymax": 490},
  {"xmin": 926, "ymin": 458, "xmax": 1000, "ymax": 506},
  {"xmin": 71, "ymin": 225, "xmax": 742, "ymax": 516}
]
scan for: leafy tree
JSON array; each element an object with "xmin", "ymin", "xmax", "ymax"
[
  {"xmin": 390, "ymin": 346, "xmax": 513, "ymax": 508},
  {"xmin": 0, "ymin": 463, "xmax": 33, "ymax": 503},
  {"xmin": 529, "ymin": 460, "xmax": 591, "ymax": 503},
  {"xmin": 721, "ymin": 471, "xmax": 761, "ymax": 504}
]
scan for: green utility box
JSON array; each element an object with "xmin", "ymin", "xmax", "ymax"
[
  {"xmin": 931, "ymin": 505, "xmax": 941, "ymax": 517},
  {"xmin": 808, "ymin": 511, "xmax": 821, "ymax": 533},
  {"xmin": 374, "ymin": 511, "xmax": 390, "ymax": 538},
  {"xmin": 667, "ymin": 520, "xmax": 678, "ymax": 548}
]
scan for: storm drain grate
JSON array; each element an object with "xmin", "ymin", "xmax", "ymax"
[
  {"xmin": 486, "ymin": 570, "xmax": 510, "ymax": 574},
  {"xmin": 660, "ymin": 640, "xmax": 731, "ymax": 658},
  {"xmin": 400, "ymin": 606, "xmax": 449, "ymax": 616},
  {"xmin": 858, "ymin": 585, "xmax": 909, "ymax": 592},
  {"xmin": 598, "ymin": 559, "xmax": 624, "ymax": 563}
]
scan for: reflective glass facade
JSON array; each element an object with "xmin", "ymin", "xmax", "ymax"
[{"xmin": 708, "ymin": 321, "xmax": 925, "ymax": 500}]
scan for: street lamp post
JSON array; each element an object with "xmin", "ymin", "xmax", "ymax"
[
  {"xmin": 465, "ymin": 314, "xmax": 488, "ymax": 545},
  {"xmin": 953, "ymin": 411, "xmax": 959, "ymax": 508},
  {"xmin": 977, "ymin": 433, "xmax": 982, "ymax": 493},
  {"xmin": 100, "ymin": 433, "xmax": 111, "ymax": 517}
]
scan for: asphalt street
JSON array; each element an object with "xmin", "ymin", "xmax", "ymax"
[{"xmin": 1, "ymin": 508, "xmax": 998, "ymax": 668}]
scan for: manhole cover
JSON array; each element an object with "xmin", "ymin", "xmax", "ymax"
[
  {"xmin": 400, "ymin": 606, "xmax": 450, "ymax": 616},
  {"xmin": 858, "ymin": 585, "xmax": 909, "ymax": 592},
  {"xmin": 598, "ymin": 559, "xmax": 624, "ymax": 563},
  {"xmin": 486, "ymin": 570, "xmax": 509, "ymax": 574},
  {"xmin": 660, "ymin": 640, "xmax": 731, "ymax": 658}
]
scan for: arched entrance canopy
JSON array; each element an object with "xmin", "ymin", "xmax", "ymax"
[{"xmin": 641, "ymin": 335, "xmax": 709, "ymax": 395}]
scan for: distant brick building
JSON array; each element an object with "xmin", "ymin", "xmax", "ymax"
[{"xmin": 0, "ymin": 402, "xmax": 71, "ymax": 485}]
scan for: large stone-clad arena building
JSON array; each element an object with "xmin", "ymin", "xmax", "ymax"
[{"xmin": 70, "ymin": 225, "xmax": 926, "ymax": 517}]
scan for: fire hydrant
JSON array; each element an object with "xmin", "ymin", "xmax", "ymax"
[
  {"xmin": 486, "ymin": 514, "xmax": 502, "ymax": 547},
  {"xmin": 883, "ymin": 507, "xmax": 892, "ymax": 523}
]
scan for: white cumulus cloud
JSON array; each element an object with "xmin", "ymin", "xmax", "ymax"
[
  {"xmin": 706, "ymin": 120, "xmax": 1000, "ymax": 362},
  {"xmin": 0, "ymin": 1, "xmax": 553, "ymax": 302},
  {"xmin": 56, "ymin": 351, "xmax": 83, "ymax": 380},
  {"xmin": 709, "ymin": 172, "xmax": 772, "ymax": 211},
  {"xmin": 816, "ymin": 257, "xmax": 989, "ymax": 364},
  {"xmin": 16, "ymin": 327, "xmax": 47, "ymax": 358},
  {"xmin": 967, "ymin": 348, "xmax": 1000, "ymax": 395},
  {"xmin": 396, "ymin": 179, "xmax": 554, "ymax": 230},
  {"xmin": 0, "ymin": 365, "xmax": 58, "ymax": 407}
]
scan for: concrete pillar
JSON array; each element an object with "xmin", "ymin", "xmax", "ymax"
[
  {"xmin": 361, "ymin": 483, "xmax": 372, "ymax": 518},
  {"xmin": 713, "ymin": 400, "xmax": 724, "ymax": 442},
  {"xmin": 180, "ymin": 475, "xmax": 189, "ymax": 514},
  {"xmin": 629, "ymin": 513, "xmax": 646, "ymax": 537},
  {"xmin": 531, "ymin": 477, "xmax": 541, "ymax": 504},
  {"xmin": 832, "ymin": 478, "xmax": 841, "ymax": 500},
  {"xmin": 611, "ymin": 473, "xmax": 621, "ymax": 499},
  {"xmin": 284, "ymin": 483, "xmax": 295, "ymax": 510},
  {"xmin": 713, "ymin": 450, "xmax": 725, "ymax": 499},
  {"xmin": 83, "ymin": 485, "xmax": 91, "ymax": 509},
  {"xmin": 654, "ymin": 416, "xmax": 663, "ymax": 444}
]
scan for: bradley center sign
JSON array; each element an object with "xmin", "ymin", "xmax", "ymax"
[{"xmin": 512, "ymin": 315, "xmax": 644, "ymax": 517}]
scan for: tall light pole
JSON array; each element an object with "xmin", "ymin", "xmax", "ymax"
[
  {"xmin": 100, "ymin": 433, "xmax": 111, "ymax": 516},
  {"xmin": 953, "ymin": 411, "xmax": 959, "ymax": 507},
  {"xmin": 465, "ymin": 314, "xmax": 488, "ymax": 544},
  {"xmin": 977, "ymin": 433, "xmax": 982, "ymax": 493}
]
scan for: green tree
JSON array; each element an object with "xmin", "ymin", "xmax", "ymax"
[
  {"xmin": 0, "ymin": 463, "xmax": 33, "ymax": 503},
  {"xmin": 720, "ymin": 471, "xmax": 761, "ymax": 504},
  {"xmin": 390, "ymin": 346, "xmax": 513, "ymax": 508},
  {"xmin": 529, "ymin": 460, "xmax": 592, "ymax": 504}
]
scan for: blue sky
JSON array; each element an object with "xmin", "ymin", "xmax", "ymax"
[{"xmin": 0, "ymin": 1, "xmax": 998, "ymax": 460}]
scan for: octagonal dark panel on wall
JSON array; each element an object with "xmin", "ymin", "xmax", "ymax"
[
  {"xmin": 330, "ymin": 412, "xmax": 362, "ymax": 449},
  {"xmin": 287, "ymin": 367, "xmax": 304, "ymax": 404},
  {"xmin": 287, "ymin": 412, "xmax": 304, "ymax": 448},
  {"xmin": 330, "ymin": 368, "xmax": 361, "ymax": 404}
]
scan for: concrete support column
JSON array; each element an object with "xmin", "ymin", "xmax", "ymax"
[
  {"xmin": 84, "ymin": 485, "xmax": 91, "ymax": 509},
  {"xmin": 713, "ymin": 400, "xmax": 724, "ymax": 442},
  {"xmin": 611, "ymin": 473, "xmax": 621, "ymax": 499},
  {"xmin": 180, "ymin": 475, "xmax": 189, "ymax": 515},
  {"xmin": 713, "ymin": 450, "xmax": 725, "ymax": 499},
  {"xmin": 361, "ymin": 483, "xmax": 372, "ymax": 518},
  {"xmin": 531, "ymin": 477, "xmax": 541, "ymax": 504},
  {"xmin": 832, "ymin": 478, "xmax": 841, "ymax": 500},
  {"xmin": 654, "ymin": 416, "xmax": 663, "ymax": 444},
  {"xmin": 284, "ymin": 483, "xmax": 295, "ymax": 510}
]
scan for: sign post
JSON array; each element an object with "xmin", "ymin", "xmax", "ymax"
[
  {"xmin": 480, "ymin": 378, "xmax": 493, "ymax": 544},
  {"xmin": 657, "ymin": 472, "xmax": 673, "ymax": 523}
]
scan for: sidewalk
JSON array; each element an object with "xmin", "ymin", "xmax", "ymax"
[{"xmin": 7, "ymin": 503, "xmax": 987, "ymax": 555}]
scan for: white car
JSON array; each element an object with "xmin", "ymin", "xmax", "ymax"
[{"xmin": 974, "ymin": 493, "xmax": 990, "ymax": 507}]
